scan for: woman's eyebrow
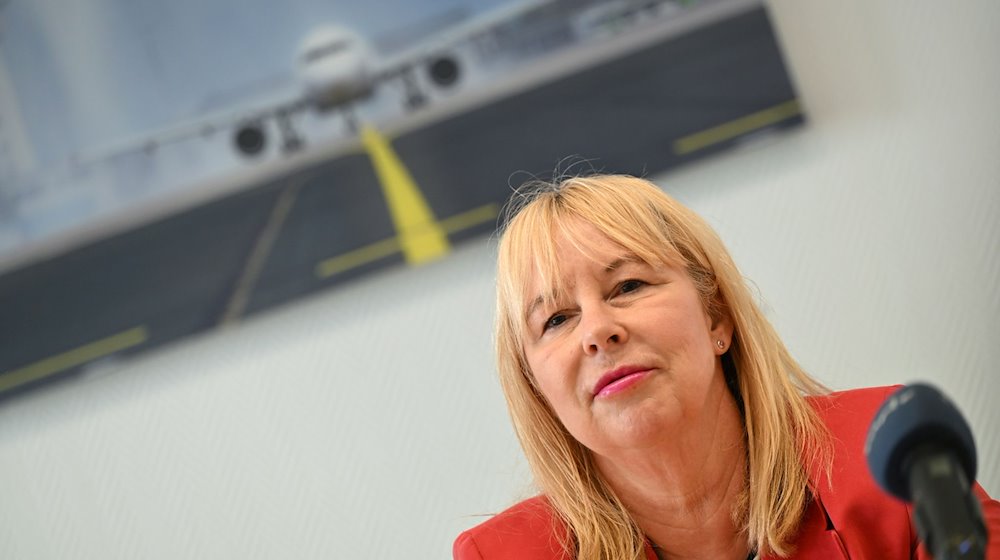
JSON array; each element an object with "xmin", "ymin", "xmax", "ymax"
[
  {"xmin": 523, "ymin": 255, "xmax": 644, "ymax": 319},
  {"xmin": 524, "ymin": 287, "xmax": 565, "ymax": 321},
  {"xmin": 525, "ymin": 295, "xmax": 545, "ymax": 321},
  {"xmin": 604, "ymin": 253, "xmax": 642, "ymax": 272}
]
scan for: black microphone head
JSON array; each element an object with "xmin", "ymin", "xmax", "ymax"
[{"xmin": 864, "ymin": 383, "xmax": 978, "ymax": 501}]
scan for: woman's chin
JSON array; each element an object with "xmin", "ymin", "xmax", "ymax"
[{"xmin": 596, "ymin": 399, "xmax": 682, "ymax": 450}]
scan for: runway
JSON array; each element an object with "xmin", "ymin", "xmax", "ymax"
[{"xmin": 0, "ymin": 6, "xmax": 803, "ymax": 398}]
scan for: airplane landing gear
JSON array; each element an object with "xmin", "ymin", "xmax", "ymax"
[
  {"xmin": 401, "ymin": 69, "xmax": 427, "ymax": 110},
  {"xmin": 276, "ymin": 109, "xmax": 304, "ymax": 154},
  {"xmin": 342, "ymin": 108, "xmax": 360, "ymax": 134}
]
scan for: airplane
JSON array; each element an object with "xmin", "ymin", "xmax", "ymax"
[
  {"xmin": 71, "ymin": 0, "xmax": 553, "ymax": 165},
  {"xmin": 231, "ymin": 22, "xmax": 464, "ymax": 157}
]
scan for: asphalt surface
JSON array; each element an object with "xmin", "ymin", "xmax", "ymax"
[{"xmin": 0, "ymin": 7, "xmax": 803, "ymax": 399}]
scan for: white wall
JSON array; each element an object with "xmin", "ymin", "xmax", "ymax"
[{"xmin": 1, "ymin": 1, "xmax": 998, "ymax": 558}]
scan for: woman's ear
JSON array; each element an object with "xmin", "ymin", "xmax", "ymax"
[{"xmin": 711, "ymin": 312, "xmax": 734, "ymax": 355}]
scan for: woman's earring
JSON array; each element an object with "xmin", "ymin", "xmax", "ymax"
[{"xmin": 716, "ymin": 340, "xmax": 726, "ymax": 350}]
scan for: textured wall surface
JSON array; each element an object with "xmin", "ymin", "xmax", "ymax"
[{"xmin": 1, "ymin": 1, "xmax": 998, "ymax": 558}]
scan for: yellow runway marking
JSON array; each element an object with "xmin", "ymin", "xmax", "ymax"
[
  {"xmin": 316, "ymin": 237, "xmax": 403, "ymax": 279},
  {"xmin": 673, "ymin": 99, "xmax": 802, "ymax": 155},
  {"xmin": 438, "ymin": 203, "xmax": 499, "ymax": 235},
  {"xmin": 315, "ymin": 203, "xmax": 499, "ymax": 279},
  {"xmin": 0, "ymin": 326, "xmax": 148, "ymax": 393},
  {"xmin": 360, "ymin": 125, "xmax": 450, "ymax": 266}
]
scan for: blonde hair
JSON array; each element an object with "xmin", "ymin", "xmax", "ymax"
[{"xmin": 495, "ymin": 175, "xmax": 829, "ymax": 559}]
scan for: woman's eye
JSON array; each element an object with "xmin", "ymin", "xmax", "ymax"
[
  {"xmin": 619, "ymin": 279, "xmax": 644, "ymax": 294},
  {"xmin": 543, "ymin": 313, "xmax": 567, "ymax": 331}
]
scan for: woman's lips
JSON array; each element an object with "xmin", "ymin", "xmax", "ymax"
[{"xmin": 593, "ymin": 367, "xmax": 652, "ymax": 398}]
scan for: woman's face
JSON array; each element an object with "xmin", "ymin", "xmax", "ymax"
[{"xmin": 522, "ymin": 220, "xmax": 733, "ymax": 457}]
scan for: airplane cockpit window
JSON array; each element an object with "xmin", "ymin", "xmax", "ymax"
[{"xmin": 302, "ymin": 41, "xmax": 352, "ymax": 63}]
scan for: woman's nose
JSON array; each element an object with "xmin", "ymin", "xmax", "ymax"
[{"xmin": 581, "ymin": 306, "xmax": 627, "ymax": 355}]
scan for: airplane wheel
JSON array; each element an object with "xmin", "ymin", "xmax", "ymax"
[{"xmin": 234, "ymin": 123, "xmax": 266, "ymax": 156}]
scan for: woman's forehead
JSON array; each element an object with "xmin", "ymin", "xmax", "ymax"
[{"xmin": 532, "ymin": 220, "xmax": 621, "ymax": 270}]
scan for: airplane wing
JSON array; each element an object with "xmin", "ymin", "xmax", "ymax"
[
  {"xmin": 72, "ymin": 95, "xmax": 312, "ymax": 166},
  {"xmin": 370, "ymin": 0, "xmax": 552, "ymax": 86}
]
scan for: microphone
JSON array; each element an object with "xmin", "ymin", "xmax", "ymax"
[{"xmin": 865, "ymin": 383, "xmax": 988, "ymax": 559}]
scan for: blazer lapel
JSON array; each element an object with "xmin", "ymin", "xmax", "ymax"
[{"xmin": 761, "ymin": 494, "xmax": 849, "ymax": 560}]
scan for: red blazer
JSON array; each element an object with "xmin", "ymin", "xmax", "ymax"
[{"xmin": 454, "ymin": 386, "xmax": 1000, "ymax": 559}]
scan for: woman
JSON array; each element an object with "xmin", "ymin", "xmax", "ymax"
[{"xmin": 454, "ymin": 175, "xmax": 998, "ymax": 559}]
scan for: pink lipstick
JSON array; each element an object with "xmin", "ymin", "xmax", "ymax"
[{"xmin": 593, "ymin": 366, "xmax": 652, "ymax": 398}]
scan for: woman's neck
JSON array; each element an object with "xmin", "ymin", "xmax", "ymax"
[{"xmin": 594, "ymin": 389, "xmax": 750, "ymax": 560}]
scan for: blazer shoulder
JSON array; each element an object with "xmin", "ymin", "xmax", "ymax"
[
  {"xmin": 805, "ymin": 384, "xmax": 900, "ymax": 486},
  {"xmin": 453, "ymin": 496, "xmax": 571, "ymax": 560},
  {"xmin": 807, "ymin": 385, "xmax": 899, "ymax": 438},
  {"xmin": 804, "ymin": 385, "xmax": 920, "ymax": 558}
]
